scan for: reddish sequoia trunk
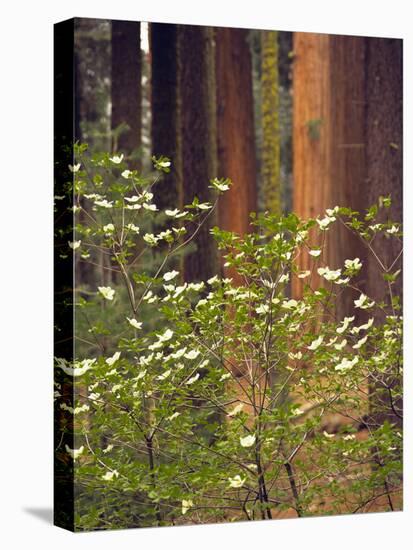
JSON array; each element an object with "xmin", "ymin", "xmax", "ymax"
[
  {"xmin": 292, "ymin": 32, "xmax": 367, "ymax": 319},
  {"xmin": 293, "ymin": 32, "xmax": 403, "ymax": 428},
  {"xmin": 215, "ymin": 27, "xmax": 257, "ymax": 237}
]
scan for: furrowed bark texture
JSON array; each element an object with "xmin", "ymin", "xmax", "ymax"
[
  {"xmin": 150, "ymin": 23, "xmax": 182, "ymax": 211},
  {"xmin": 216, "ymin": 26, "xmax": 257, "ymax": 283},
  {"xmin": 111, "ymin": 20, "xmax": 141, "ymax": 157},
  {"xmin": 179, "ymin": 25, "xmax": 218, "ymax": 281},
  {"xmin": 293, "ymin": 32, "xmax": 403, "ymax": 428},
  {"xmin": 365, "ymin": 38, "xmax": 403, "ymax": 306},
  {"xmin": 365, "ymin": 38, "xmax": 403, "ymax": 427},
  {"xmin": 292, "ymin": 32, "xmax": 367, "ymax": 318}
]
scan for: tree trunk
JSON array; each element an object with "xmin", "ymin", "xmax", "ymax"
[
  {"xmin": 111, "ymin": 20, "xmax": 141, "ymax": 158},
  {"xmin": 292, "ymin": 32, "xmax": 403, "ymax": 429},
  {"xmin": 292, "ymin": 32, "xmax": 367, "ymax": 319},
  {"xmin": 179, "ymin": 25, "xmax": 218, "ymax": 281},
  {"xmin": 365, "ymin": 38, "xmax": 403, "ymax": 306},
  {"xmin": 215, "ymin": 27, "xmax": 257, "ymax": 282},
  {"xmin": 261, "ymin": 30, "xmax": 281, "ymax": 215},
  {"xmin": 365, "ymin": 38, "xmax": 403, "ymax": 428},
  {"xmin": 150, "ymin": 23, "xmax": 182, "ymax": 212}
]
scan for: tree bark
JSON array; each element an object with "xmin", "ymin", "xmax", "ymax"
[
  {"xmin": 365, "ymin": 37, "xmax": 403, "ymax": 306},
  {"xmin": 292, "ymin": 32, "xmax": 367, "ymax": 319},
  {"xmin": 292, "ymin": 32, "xmax": 403, "ymax": 428},
  {"xmin": 365, "ymin": 38, "xmax": 403, "ymax": 428},
  {"xmin": 179, "ymin": 25, "xmax": 218, "ymax": 281},
  {"xmin": 215, "ymin": 27, "xmax": 257, "ymax": 282},
  {"xmin": 150, "ymin": 23, "xmax": 182, "ymax": 212},
  {"xmin": 111, "ymin": 20, "xmax": 141, "ymax": 158}
]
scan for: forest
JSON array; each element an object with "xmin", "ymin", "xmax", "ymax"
[{"xmin": 54, "ymin": 18, "xmax": 403, "ymax": 531}]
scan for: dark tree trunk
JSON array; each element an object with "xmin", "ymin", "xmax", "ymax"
[
  {"xmin": 111, "ymin": 20, "xmax": 141, "ymax": 158},
  {"xmin": 365, "ymin": 38, "xmax": 403, "ymax": 428},
  {"xmin": 179, "ymin": 25, "xmax": 218, "ymax": 281},
  {"xmin": 150, "ymin": 23, "xmax": 181, "ymax": 212},
  {"xmin": 365, "ymin": 38, "xmax": 403, "ymax": 306}
]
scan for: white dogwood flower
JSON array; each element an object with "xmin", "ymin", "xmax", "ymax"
[
  {"xmin": 228, "ymin": 403, "xmax": 244, "ymax": 417},
  {"xmin": 353, "ymin": 335, "xmax": 368, "ymax": 349},
  {"xmin": 98, "ymin": 286, "xmax": 115, "ymax": 300},
  {"xmin": 317, "ymin": 215, "xmax": 336, "ymax": 230},
  {"xmin": 127, "ymin": 318, "xmax": 143, "ymax": 330},
  {"xmin": 255, "ymin": 304, "xmax": 269, "ymax": 314},
  {"xmin": 157, "ymin": 369, "xmax": 171, "ymax": 381},
  {"xmin": 109, "ymin": 154, "xmax": 124, "ymax": 164},
  {"xmin": 336, "ymin": 316, "xmax": 355, "ymax": 334},
  {"xmin": 170, "ymin": 348, "xmax": 187, "ymax": 359},
  {"xmin": 282, "ymin": 299, "xmax": 298, "ymax": 310},
  {"xmin": 317, "ymin": 267, "xmax": 341, "ymax": 281},
  {"xmin": 126, "ymin": 223, "xmax": 140, "ymax": 234},
  {"xmin": 354, "ymin": 293, "xmax": 375, "ymax": 309},
  {"xmin": 68, "ymin": 163, "xmax": 81, "ymax": 173},
  {"xmin": 211, "ymin": 179, "xmax": 230, "ymax": 191},
  {"xmin": 102, "ymin": 470, "xmax": 119, "ymax": 481},
  {"xmin": 143, "ymin": 233, "xmax": 158, "ymax": 246},
  {"xmin": 288, "ymin": 351, "xmax": 303, "ymax": 360},
  {"xmin": 165, "ymin": 208, "xmax": 180, "ymax": 217},
  {"xmin": 60, "ymin": 403, "xmax": 90, "ymax": 415},
  {"xmin": 143, "ymin": 203, "xmax": 158, "ymax": 211},
  {"xmin": 65, "ymin": 444, "xmax": 84, "ymax": 460},
  {"xmin": 352, "ymin": 318, "xmax": 374, "ymax": 334},
  {"xmin": 185, "ymin": 373, "xmax": 200, "ymax": 385},
  {"xmin": 163, "ymin": 270, "xmax": 179, "ymax": 281},
  {"xmin": 184, "ymin": 349, "xmax": 200, "ymax": 360},
  {"xmin": 125, "ymin": 196, "xmax": 140, "ymax": 203},
  {"xmin": 387, "ymin": 225, "xmax": 399, "ymax": 234},
  {"xmin": 103, "ymin": 223, "xmax": 114, "ymax": 233},
  {"xmin": 68, "ymin": 240, "xmax": 81, "ymax": 250},
  {"xmin": 56, "ymin": 358, "xmax": 96, "ymax": 377},
  {"xmin": 158, "ymin": 328, "xmax": 174, "ymax": 342},
  {"xmin": 181, "ymin": 499, "xmax": 193, "ymax": 515},
  {"xmin": 94, "ymin": 199, "xmax": 113, "ymax": 209},
  {"xmin": 334, "ymin": 277, "xmax": 350, "ymax": 285},
  {"xmin": 228, "ymin": 475, "xmax": 246, "ymax": 488},
  {"xmin": 240, "ymin": 434, "xmax": 256, "ymax": 448},
  {"xmin": 308, "ymin": 336, "xmax": 323, "ymax": 350},
  {"xmin": 309, "ymin": 249, "xmax": 321, "ymax": 257},
  {"xmin": 344, "ymin": 258, "xmax": 362, "ymax": 271},
  {"xmin": 335, "ymin": 356, "xmax": 359, "ymax": 372},
  {"xmin": 106, "ymin": 352, "xmax": 121, "ymax": 366},
  {"xmin": 334, "ymin": 339, "xmax": 347, "ymax": 351}
]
